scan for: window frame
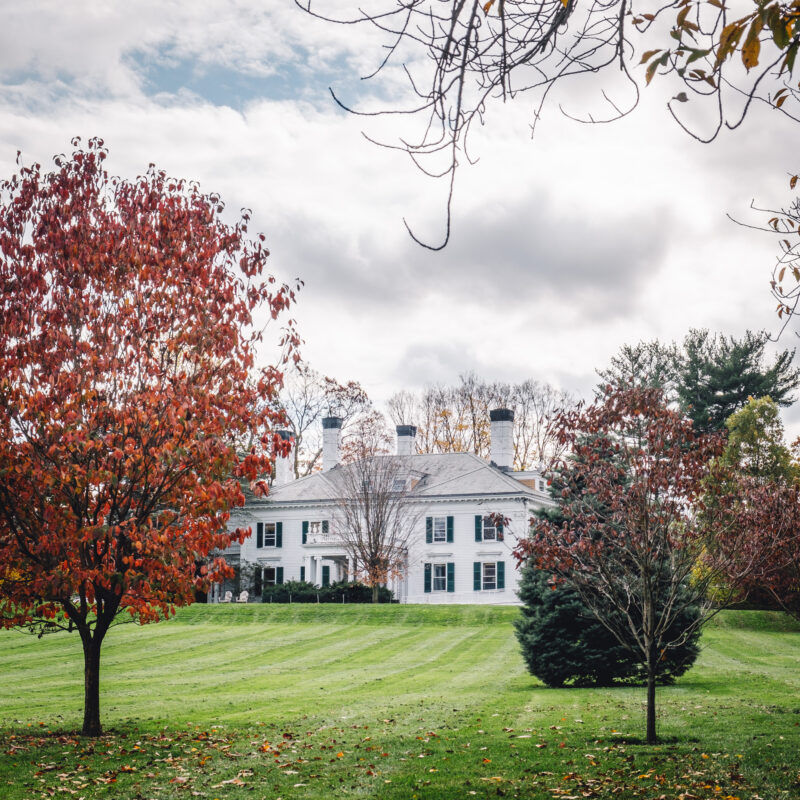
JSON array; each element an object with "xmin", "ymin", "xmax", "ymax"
[
  {"xmin": 481, "ymin": 516, "xmax": 498, "ymax": 542},
  {"xmin": 263, "ymin": 522, "xmax": 277, "ymax": 547},
  {"xmin": 432, "ymin": 563, "xmax": 447, "ymax": 592},
  {"xmin": 432, "ymin": 516, "xmax": 447, "ymax": 543},
  {"xmin": 482, "ymin": 562, "xmax": 497, "ymax": 590}
]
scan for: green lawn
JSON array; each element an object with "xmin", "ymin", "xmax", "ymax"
[{"xmin": 1, "ymin": 605, "xmax": 799, "ymax": 799}]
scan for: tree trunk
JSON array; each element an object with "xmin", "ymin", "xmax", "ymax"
[
  {"xmin": 645, "ymin": 642, "xmax": 657, "ymax": 745},
  {"xmin": 372, "ymin": 583, "xmax": 380, "ymax": 604},
  {"xmin": 81, "ymin": 632, "xmax": 103, "ymax": 737}
]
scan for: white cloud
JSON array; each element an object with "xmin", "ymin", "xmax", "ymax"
[{"xmin": 1, "ymin": 1, "xmax": 798, "ymax": 435}]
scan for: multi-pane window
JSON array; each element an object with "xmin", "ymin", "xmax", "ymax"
[
  {"xmin": 475, "ymin": 515, "xmax": 503, "ymax": 542},
  {"xmin": 257, "ymin": 522, "xmax": 282, "ymax": 548},
  {"xmin": 263, "ymin": 523, "xmax": 276, "ymax": 547},
  {"xmin": 426, "ymin": 516, "xmax": 453, "ymax": 543},
  {"xmin": 482, "ymin": 562, "xmax": 497, "ymax": 590},
  {"xmin": 424, "ymin": 562, "xmax": 454, "ymax": 593},
  {"xmin": 256, "ymin": 566, "xmax": 283, "ymax": 595},
  {"xmin": 433, "ymin": 564, "xmax": 447, "ymax": 591},
  {"xmin": 473, "ymin": 560, "xmax": 505, "ymax": 591},
  {"xmin": 392, "ymin": 478, "xmax": 407, "ymax": 492}
]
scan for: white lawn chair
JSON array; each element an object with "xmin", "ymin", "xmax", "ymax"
[
  {"xmin": 236, "ymin": 590, "xmax": 249, "ymax": 603},
  {"xmin": 220, "ymin": 591, "xmax": 232, "ymax": 603}
]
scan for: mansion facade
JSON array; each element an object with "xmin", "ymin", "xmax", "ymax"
[{"xmin": 211, "ymin": 410, "xmax": 554, "ymax": 604}]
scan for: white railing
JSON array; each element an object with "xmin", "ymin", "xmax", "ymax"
[{"xmin": 306, "ymin": 531, "xmax": 345, "ymax": 546}]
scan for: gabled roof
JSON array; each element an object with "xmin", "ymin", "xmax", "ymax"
[{"xmin": 250, "ymin": 452, "xmax": 546, "ymax": 508}]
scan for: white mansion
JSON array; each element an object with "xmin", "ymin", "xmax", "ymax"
[{"xmin": 210, "ymin": 410, "xmax": 554, "ymax": 604}]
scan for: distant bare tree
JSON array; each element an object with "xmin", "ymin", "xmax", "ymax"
[
  {"xmin": 512, "ymin": 379, "xmax": 574, "ymax": 471},
  {"xmin": 386, "ymin": 389, "xmax": 417, "ymax": 427},
  {"xmin": 387, "ymin": 373, "xmax": 574, "ymax": 470},
  {"xmin": 280, "ymin": 366, "xmax": 372, "ymax": 477},
  {"xmin": 330, "ymin": 419, "xmax": 421, "ymax": 602},
  {"xmin": 340, "ymin": 409, "xmax": 394, "ymax": 463}
]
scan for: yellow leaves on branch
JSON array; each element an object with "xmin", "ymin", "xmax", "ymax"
[
  {"xmin": 714, "ymin": 1, "xmax": 798, "ymax": 74},
  {"xmin": 655, "ymin": 0, "xmax": 800, "ymax": 88}
]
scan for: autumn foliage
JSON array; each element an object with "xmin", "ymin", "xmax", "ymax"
[
  {"xmin": 518, "ymin": 386, "xmax": 739, "ymax": 743},
  {"xmin": 0, "ymin": 138, "xmax": 298, "ymax": 734},
  {"xmin": 716, "ymin": 476, "xmax": 800, "ymax": 620}
]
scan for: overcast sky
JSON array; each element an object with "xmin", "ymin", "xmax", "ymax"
[{"xmin": 3, "ymin": 2, "xmax": 800, "ymax": 433}]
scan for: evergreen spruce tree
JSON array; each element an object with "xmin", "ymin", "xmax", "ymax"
[
  {"xmin": 516, "ymin": 436, "xmax": 702, "ymax": 687},
  {"xmin": 514, "ymin": 562, "xmax": 702, "ymax": 687}
]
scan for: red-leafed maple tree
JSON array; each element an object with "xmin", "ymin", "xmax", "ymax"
[
  {"xmin": 518, "ymin": 386, "xmax": 747, "ymax": 744},
  {"xmin": 0, "ymin": 138, "xmax": 299, "ymax": 736},
  {"xmin": 718, "ymin": 478, "xmax": 800, "ymax": 620}
]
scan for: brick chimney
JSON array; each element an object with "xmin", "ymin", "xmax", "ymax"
[
  {"xmin": 490, "ymin": 408, "xmax": 514, "ymax": 471},
  {"xmin": 322, "ymin": 416, "xmax": 343, "ymax": 471}
]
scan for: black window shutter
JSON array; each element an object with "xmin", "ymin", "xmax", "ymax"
[
  {"xmin": 322, "ymin": 519, "xmax": 329, "ymax": 534},
  {"xmin": 424, "ymin": 563, "xmax": 432, "ymax": 593},
  {"xmin": 302, "ymin": 520, "xmax": 308, "ymax": 544},
  {"xmin": 257, "ymin": 522, "xmax": 263, "ymax": 548},
  {"xmin": 300, "ymin": 565, "xmax": 305, "ymax": 582},
  {"xmin": 446, "ymin": 516, "xmax": 454, "ymax": 542},
  {"xmin": 497, "ymin": 519, "xmax": 504, "ymax": 541},
  {"xmin": 277, "ymin": 567, "xmax": 284, "ymax": 585},
  {"xmin": 425, "ymin": 517, "xmax": 432, "ymax": 543},
  {"xmin": 473, "ymin": 562, "xmax": 481, "ymax": 591},
  {"xmin": 447, "ymin": 562, "xmax": 455, "ymax": 593},
  {"xmin": 254, "ymin": 568, "xmax": 262, "ymax": 596},
  {"xmin": 474, "ymin": 516, "xmax": 482, "ymax": 542},
  {"xmin": 497, "ymin": 561, "xmax": 505, "ymax": 590},
  {"xmin": 276, "ymin": 522, "xmax": 283, "ymax": 548},
  {"xmin": 322, "ymin": 565, "xmax": 330, "ymax": 587}
]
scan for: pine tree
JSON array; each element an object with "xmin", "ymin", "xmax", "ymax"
[{"xmin": 677, "ymin": 330, "xmax": 799, "ymax": 433}]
